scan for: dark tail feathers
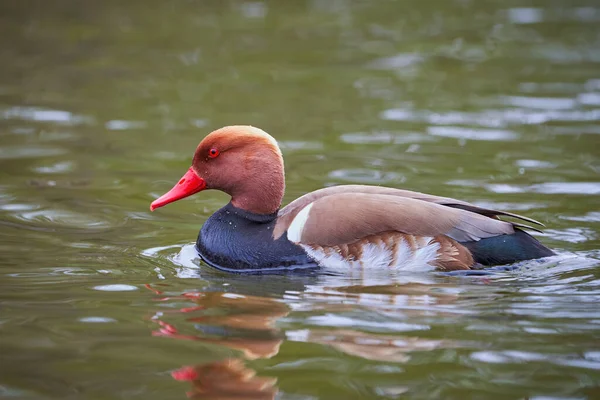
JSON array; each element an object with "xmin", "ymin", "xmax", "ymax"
[{"xmin": 463, "ymin": 229, "xmax": 555, "ymax": 266}]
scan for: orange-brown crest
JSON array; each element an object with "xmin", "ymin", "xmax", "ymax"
[{"xmin": 191, "ymin": 126, "xmax": 285, "ymax": 215}]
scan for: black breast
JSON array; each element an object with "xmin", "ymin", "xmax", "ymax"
[{"xmin": 196, "ymin": 202, "xmax": 317, "ymax": 273}]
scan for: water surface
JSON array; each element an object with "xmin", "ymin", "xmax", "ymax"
[{"xmin": 1, "ymin": 1, "xmax": 599, "ymax": 399}]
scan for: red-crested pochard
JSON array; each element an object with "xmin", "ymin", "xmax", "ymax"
[{"xmin": 150, "ymin": 126, "xmax": 554, "ymax": 273}]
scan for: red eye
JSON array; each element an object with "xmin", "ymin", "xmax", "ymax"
[{"xmin": 208, "ymin": 148, "xmax": 219, "ymax": 158}]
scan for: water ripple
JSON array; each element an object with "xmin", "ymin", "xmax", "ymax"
[
  {"xmin": 10, "ymin": 208, "xmax": 114, "ymax": 230},
  {"xmin": 472, "ymin": 350, "xmax": 600, "ymax": 371},
  {"xmin": 33, "ymin": 161, "xmax": 74, "ymax": 174},
  {"xmin": 105, "ymin": 120, "xmax": 147, "ymax": 130},
  {"xmin": 328, "ymin": 168, "xmax": 404, "ymax": 184},
  {"xmin": 507, "ymin": 8, "xmax": 543, "ymax": 24},
  {"xmin": 515, "ymin": 159, "xmax": 557, "ymax": 169},
  {"xmin": 577, "ymin": 92, "xmax": 600, "ymax": 106},
  {"xmin": 485, "ymin": 182, "xmax": 600, "ymax": 195},
  {"xmin": 93, "ymin": 284, "xmax": 138, "ymax": 291},
  {"xmin": 1, "ymin": 106, "xmax": 94, "ymax": 125},
  {"xmin": 544, "ymin": 228, "xmax": 596, "ymax": 243},
  {"xmin": 427, "ymin": 126, "xmax": 518, "ymax": 141},
  {"xmin": 340, "ymin": 131, "xmax": 431, "ymax": 145},
  {"xmin": 561, "ymin": 212, "xmax": 600, "ymax": 223},
  {"xmin": 501, "ymin": 96, "xmax": 577, "ymax": 110},
  {"xmin": 0, "ymin": 146, "xmax": 67, "ymax": 159},
  {"xmin": 381, "ymin": 107, "xmax": 600, "ymax": 127},
  {"xmin": 305, "ymin": 314, "xmax": 429, "ymax": 333}
]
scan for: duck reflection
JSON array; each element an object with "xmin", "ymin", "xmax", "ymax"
[
  {"xmin": 295, "ymin": 329, "xmax": 456, "ymax": 363},
  {"xmin": 171, "ymin": 359, "xmax": 277, "ymax": 400},
  {"xmin": 147, "ymin": 275, "xmax": 465, "ymax": 399},
  {"xmin": 149, "ymin": 291, "xmax": 285, "ymax": 399},
  {"xmin": 152, "ymin": 291, "xmax": 288, "ymax": 359}
]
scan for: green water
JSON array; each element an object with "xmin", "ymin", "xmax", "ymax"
[{"xmin": 1, "ymin": 1, "xmax": 599, "ymax": 399}]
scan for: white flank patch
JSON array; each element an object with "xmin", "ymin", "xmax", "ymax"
[
  {"xmin": 301, "ymin": 244, "xmax": 351, "ymax": 270},
  {"xmin": 301, "ymin": 236, "xmax": 440, "ymax": 272},
  {"xmin": 287, "ymin": 203, "xmax": 313, "ymax": 243},
  {"xmin": 406, "ymin": 239, "xmax": 440, "ymax": 271},
  {"xmin": 361, "ymin": 243, "xmax": 394, "ymax": 268}
]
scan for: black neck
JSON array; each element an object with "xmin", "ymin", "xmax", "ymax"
[{"xmin": 222, "ymin": 202, "xmax": 278, "ymax": 223}]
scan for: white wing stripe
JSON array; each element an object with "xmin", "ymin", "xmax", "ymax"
[{"xmin": 287, "ymin": 203, "xmax": 313, "ymax": 243}]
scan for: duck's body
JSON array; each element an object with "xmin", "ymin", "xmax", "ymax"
[{"xmin": 151, "ymin": 126, "xmax": 555, "ymax": 273}]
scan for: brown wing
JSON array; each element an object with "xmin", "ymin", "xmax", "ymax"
[
  {"xmin": 274, "ymin": 184, "xmax": 542, "ymax": 240},
  {"xmin": 281, "ymin": 193, "xmax": 514, "ymax": 246}
]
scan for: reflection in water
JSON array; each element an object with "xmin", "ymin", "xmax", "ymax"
[
  {"xmin": 146, "ymin": 280, "xmax": 464, "ymax": 398},
  {"xmin": 142, "ymin": 245, "xmax": 600, "ymax": 397},
  {"xmin": 172, "ymin": 359, "xmax": 277, "ymax": 400},
  {"xmin": 149, "ymin": 291, "xmax": 286, "ymax": 398},
  {"xmin": 292, "ymin": 329, "xmax": 457, "ymax": 363}
]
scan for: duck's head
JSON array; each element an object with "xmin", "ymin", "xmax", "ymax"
[{"xmin": 150, "ymin": 125, "xmax": 285, "ymax": 215}]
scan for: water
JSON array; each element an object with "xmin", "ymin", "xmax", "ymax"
[{"xmin": 1, "ymin": 1, "xmax": 599, "ymax": 398}]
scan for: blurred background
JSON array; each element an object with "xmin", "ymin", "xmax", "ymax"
[{"xmin": 0, "ymin": 1, "xmax": 599, "ymax": 399}]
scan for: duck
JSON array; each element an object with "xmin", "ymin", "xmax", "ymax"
[{"xmin": 150, "ymin": 125, "xmax": 555, "ymax": 273}]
